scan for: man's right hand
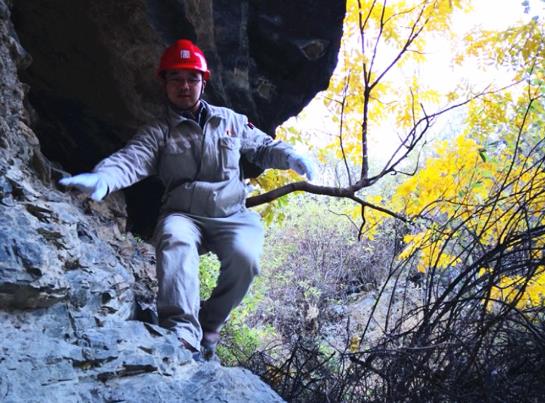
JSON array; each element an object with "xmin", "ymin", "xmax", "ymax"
[{"xmin": 59, "ymin": 173, "xmax": 108, "ymax": 201}]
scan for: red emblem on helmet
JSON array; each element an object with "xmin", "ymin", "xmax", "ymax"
[{"xmin": 158, "ymin": 39, "xmax": 211, "ymax": 80}]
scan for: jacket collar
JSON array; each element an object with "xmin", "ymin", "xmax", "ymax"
[{"xmin": 167, "ymin": 100, "xmax": 224, "ymax": 129}]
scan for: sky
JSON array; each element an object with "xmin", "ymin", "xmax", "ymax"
[
  {"xmin": 423, "ymin": 0, "xmax": 535, "ymax": 90},
  {"xmin": 284, "ymin": 0, "xmax": 543, "ymax": 174}
]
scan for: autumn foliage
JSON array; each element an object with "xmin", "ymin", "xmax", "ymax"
[{"xmin": 235, "ymin": 0, "xmax": 545, "ymax": 401}]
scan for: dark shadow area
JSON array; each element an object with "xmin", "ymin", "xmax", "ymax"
[{"xmin": 12, "ymin": 0, "xmax": 164, "ymax": 239}]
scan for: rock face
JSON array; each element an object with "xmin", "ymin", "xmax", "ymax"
[{"xmin": 0, "ymin": 0, "xmax": 344, "ymax": 401}]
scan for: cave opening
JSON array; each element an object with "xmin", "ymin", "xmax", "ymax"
[{"xmin": 11, "ymin": 0, "xmax": 345, "ymax": 241}]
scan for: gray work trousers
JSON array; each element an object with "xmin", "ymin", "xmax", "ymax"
[{"xmin": 153, "ymin": 209, "xmax": 264, "ymax": 350}]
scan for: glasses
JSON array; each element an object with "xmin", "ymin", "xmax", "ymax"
[{"xmin": 166, "ymin": 77, "xmax": 202, "ymax": 87}]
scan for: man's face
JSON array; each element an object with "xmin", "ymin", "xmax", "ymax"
[{"xmin": 164, "ymin": 69, "xmax": 205, "ymax": 112}]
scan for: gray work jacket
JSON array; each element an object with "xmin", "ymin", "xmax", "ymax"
[{"xmin": 93, "ymin": 102, "xmax": 297, "ymax": 217}]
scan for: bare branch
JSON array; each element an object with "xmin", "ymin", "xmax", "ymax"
[
  {"xmin": 370, "ymin": 90, "xmax": 491, "ymax": 184},
  {"xmin": 350, "ymin": 195, "xmax": 408, "ymax": 222},
  {"xmin": 367, "ymin": 0, "xmax": 388, "ymax": 83},
  {"xmin": 246, "ymin": 181, "xmax": 408, "ymax": 223},
  {"xmin": 369, "ymin": 1, "xmax": 430, "ymax": 91},
  {"xmin": 339, "ymin": 73, "xmax": 354, "ymax": 186},
  {"xmin": 327, "ymin": 208, "xmax": 361, "ymax": 233}
]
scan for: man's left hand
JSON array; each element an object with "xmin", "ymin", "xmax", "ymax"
[{"xmin": 288, "ymin": 154, "xmax": 316, "ymax": 181}]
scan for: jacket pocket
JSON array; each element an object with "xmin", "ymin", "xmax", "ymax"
[{"xmin": 219, "ymin": 136, "xmax": 241, "ymax": 172}]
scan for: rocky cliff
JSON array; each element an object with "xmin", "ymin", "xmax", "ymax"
[{"xmin": 0, "ymin": 0, "xmax": 344, "ymax": 401}]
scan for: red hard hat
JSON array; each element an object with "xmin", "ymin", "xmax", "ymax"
[{"xmin": 158, "ymin": 39, "xmax": 210, "ymax": 80}]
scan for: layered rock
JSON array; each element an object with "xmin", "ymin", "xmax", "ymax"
[{"xmin": 1, "ymin": 0, "xmax": 344, "ymax": 401}]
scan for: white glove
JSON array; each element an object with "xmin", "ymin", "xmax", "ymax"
[
  {"xmin": 287, "ymin": 154, "xmax": 316, "ymax": 181},
  {"xmin": 59, "ymin": 173, "xmax": 108, "ymax": 201}
]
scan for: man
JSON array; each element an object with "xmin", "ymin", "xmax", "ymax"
[{"xmin": 60, "ymin": 39, "xmax": 315, "ymax": 361}]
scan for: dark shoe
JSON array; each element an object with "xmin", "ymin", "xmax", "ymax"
[
  {"xmin": 200, "ymin": 330, "xmax": 221, "ymax": 363},
  {"xmin": 201, "ymin": 343, "xmax": 220, "ymax": 363}
]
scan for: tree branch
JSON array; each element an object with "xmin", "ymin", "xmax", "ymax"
[
  {"xmin": 339, "ymin": 73, "xmax": 353, "ymax": 186},
  {"xmin": 246, "ymin": 181, "xmax": 408, "ymax": 223}
]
